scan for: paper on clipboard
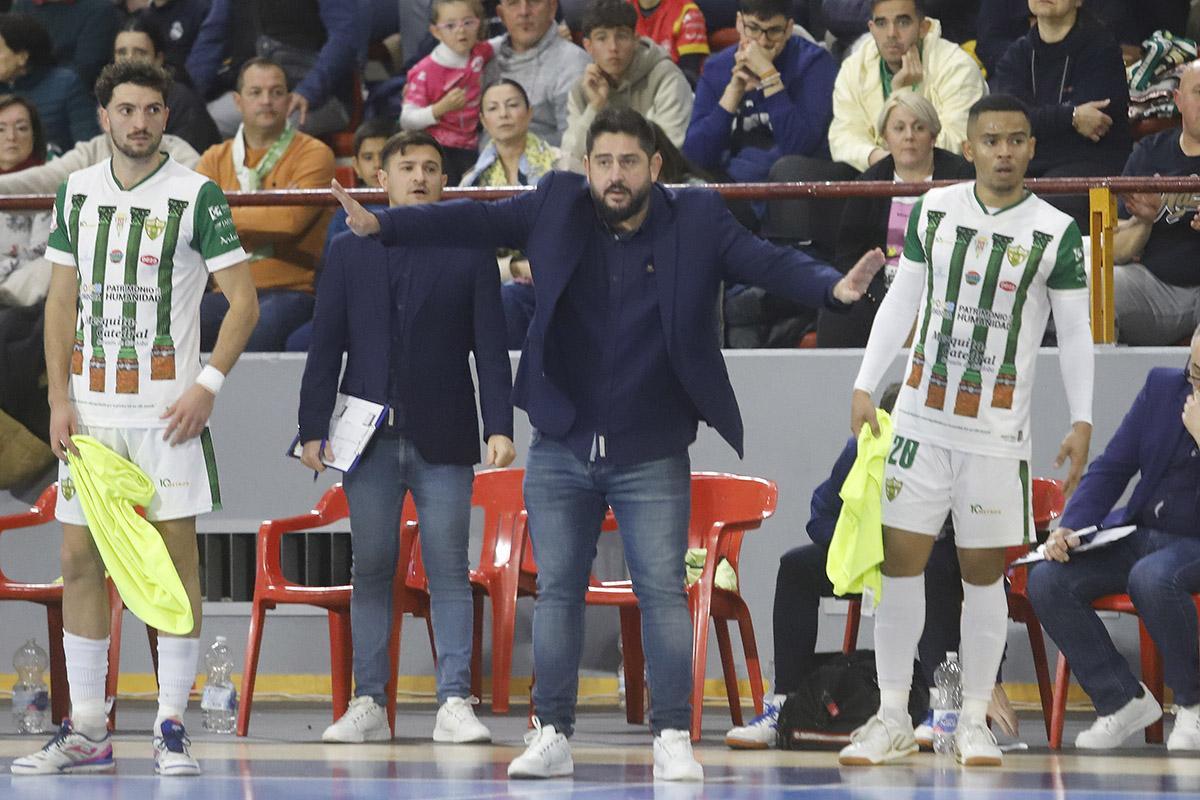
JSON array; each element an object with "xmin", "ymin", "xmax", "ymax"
[
  {"xmin": 289, "ymin": 394, "xmax": 386, "ymax": 473},
  {"xmin": 1009, "ymin": 525, "xmax": 1138, "ymax": 567}
]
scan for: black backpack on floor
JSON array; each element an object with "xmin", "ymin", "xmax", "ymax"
[{"xmin": 776, "ymin": 650, "xmax": 929, "ymax": 749}]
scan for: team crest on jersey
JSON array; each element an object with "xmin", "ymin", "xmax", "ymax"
[
  {"xmin": 60, "ymin": 477, "xmax": 75, "ymax": 500},
  {"xmin": 885, "ymin": 477, "xmax": 902, "ymax": 501},
  {"xmin": 144, "ymin": 217, "xmax": 165, "ymax": 240},
  {"xmin": 1006, "ymin": 243, "xmax": 1029, "ymax": 266}
]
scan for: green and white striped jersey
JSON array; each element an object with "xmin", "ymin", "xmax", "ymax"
[
  {"xmin": 892, "ymin": 181, "xmax": 1088, "ymax": 459},
  {"xmin": 46, "ymin": 155, "xmax": 247, "ymax": 427}
]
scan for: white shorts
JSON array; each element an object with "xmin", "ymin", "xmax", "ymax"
[
  {"xmin": 880, "ymin": 434, "xmax": 1031, "ymax": 549},
  {"xmin": 56, "ymin": 424, "xmax": 222, "ymax": 526}
]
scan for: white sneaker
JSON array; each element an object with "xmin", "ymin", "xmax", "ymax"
[
  {"xmin": 433, "ymin": 696, "xmax": 491, "ymax": 743},
  {"xmin": 838, "ymin": 714, "xmax": 918, "ymax": 766},
  {"xmin": 724, "ymin": 694, "xmax": 784, "ymax": 749},
  {"xmin": 954, "ymin": 718, "xmax": 1002, "ymax": 767},
  {"xmin": 1075, "ymin": 684, "xmax": 1162, "ymax": 750},
  {"xmin": 653, "ymin": 729, "xmax": 704, "ymax": 782},
  {"xmin": 322, "ymin": 696, "xmax": 391, "ymax": 743},
  {"xmin": 507, "ymin": 717, "xmax": 573, "ymax": 779},
  {"xmin": 153, "ymin": 719, "xmax": 201, "ymax": 776},
  {"xmin": 914, "ymin": 710, "xmax": 934, "ymax": 751},
  {"xmin": 10, "ymin": 720, "xmax": 114, "ymax": 774},
  {"xmin": 1169, "ymin": 705, "xmax": 1200, "ymax": 751}
]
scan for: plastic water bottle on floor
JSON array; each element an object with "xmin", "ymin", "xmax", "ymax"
[
  {"xmin": 12, "ymin": 639, "xmax": 49, "ymax": 734},
  {"xmin": 932, "ymin": 651, "xmax": 962, "ymax": 754},
  {"xmin": 201, "ymin": 636, "xmax": 237, "ymax": 734}
]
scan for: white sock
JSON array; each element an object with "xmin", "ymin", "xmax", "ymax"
[
  {"xmin": 155, "ymin": 636, "xmax": 200, "ymax": 729},
  {"xmin": 959, "ymin": 577, "xmax": 1007, "ymax": 726},
  {"xmin": 63, "ymin": 631, "xmax": 109, "ymax": 738},
  {"xmin": 874, "ymin": 574, "xmax": 926, "ymax": 719}
]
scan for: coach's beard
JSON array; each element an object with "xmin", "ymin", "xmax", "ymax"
[{"xmin": 591, "ymin": 181, "xmax": 651, "ymax": 228}]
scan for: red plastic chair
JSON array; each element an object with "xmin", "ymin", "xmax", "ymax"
[
  {"xmin": 582, "ymin": 473, "xmax": 779, "ymax": 740},
  {"xmin": 237, "ymin": 485, "xmax": 422, "ymax": 736},
  {"xmin": 841, "ymin": 476, "xmax": 1065, "ymax": 736},
  {"xmin": 0, "ymin": 483, "xmax": 156, "ymax": 728}
]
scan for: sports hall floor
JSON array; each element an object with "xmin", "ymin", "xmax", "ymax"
[{"xmin": 0, "ymin": 702, "xmax": 1195, "ymax": 799}]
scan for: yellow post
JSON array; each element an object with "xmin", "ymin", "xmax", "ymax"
[{"xmin": 1089, "ymin": 186, "xmax": 1117, "ymax": 344}]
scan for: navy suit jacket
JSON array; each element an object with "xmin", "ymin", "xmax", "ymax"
[
  {"xmin": 1061, "ymin": 367, "xmax": 1192, "ymax": 530},
  {"xmin": 373, "ymin": 170, "xmax": 847, "ymax": 457},
  {"xmin": 297, "ymin": 232, "xmax": 513, "ymax": 466}
]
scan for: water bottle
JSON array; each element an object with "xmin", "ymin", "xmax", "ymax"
[
  {"xmin": 932, "ymin": 651, "xmax": 962, "ymax": 754},
  {"xmin": 200, "ymin": 636, "xmax": 237, "ymax": 734},
  {"xmin": 12, "ymin": 639, "xmax": 49, "ymax": 734}
]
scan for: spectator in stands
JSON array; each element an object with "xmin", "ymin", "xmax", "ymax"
[
  {"xmin": 818, "ymin": 92, "xmax": 972, "ymax": 346},
  {"xmin": 0, "ymin": 14, "xmax": 101, "ymax": 154},
  {"xmin": 683, "ymin": 0, "xmax": 837, "ymax": 183},
  {"xmin": 299, "ymin": 130, "xmax": 514, "ymax": 748},
  {"xmin": 1112, "ymin": 62, "xmax": 1200, "ymax": 346},
  {"xmin": 463, "ymin": 79, "xmax": 563, "ymax": 349},
  {"xmin": 629, "ymin": 0, "xmax": 710, "ymax": 86},
  {"xmin": 186, "ymin": 0, "xmax": 359, "ymax": 139},
  {"xmin": 284, "ymin": 117, "xmax": 397, "ymax": 353},
  {"xmin": 0, "ymin": 95, "xmax": 52, "ymax": 308},
  {"xmin": 402, "ymin": 0, "xmax": 501, "ymax": 185},
  {"xmin": 485, "ymin": 0, "xmax": 591, "ymax": 146},
  {"xmin": 991, "ymin": 0, "xmax": 1132, "ymax": 228},
  {"xmin": 1028, "ymin": 333, "xmax": 1200, "ymax": 751},
  {"xmin": 113, "ymin": 16, "xmax": 220, "ymax": 153},
  {"xmin": 196, "ymin": 57, "xmax": 335, "ymax": 352},
  {"xmin": 13, "ymin": 0, "xmax": 120, "ymax": 91},
  {"xmin": 123, "ymin": 0, "xmax": 213, "ymax": 79},
  {"xmin": 828, "ymin": 0, "xmax": 986, "ymax": 173},
  {"xmin": 562, "ymin": 0, "xmax": 693, "ymax": 167}
]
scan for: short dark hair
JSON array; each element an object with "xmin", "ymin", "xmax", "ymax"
[
  {"xmin": 482, "ymin": 78, "xmax": 530, "ymax": 108},
  {"xmin": 585, "ymin": 107, "xmax": 657, "ymax": 158},
  {"xmin": 236, "ymin": 56, "xmax": 288, "ymax": 92},
  {"xmin": 582, "ymin": 0, "xmax": 638, "ymax": 37},
  {"xmin": 871, "ymin": 0, "xmax": 925, "ymax": 15},
  {"xmin": 116, "ymin": 14, "xmax": 167, "ymax": 58},
  {"xmin": 0, "ymin": 94, "xmax": 45, "ymax": 162},
  {"xmin": 967, "ymin": 93, "xmax": 1031, "ymax": 132},
  {"xmin": 352, "ymin": 117, "xmax": 400, "ymax": 157},
  {"xmin": 94, "ymin": 60, "xmax": 172, "ymax": 108},
  {"xmin": 738, "ymin": 0, "xmax": 791, "ymax": 21},
  {"xmin": 0, "ymin": 14, "xmax": 55, "ymax": 70},
  {"xmin": 379, "ymin": 130, "xmax": 445, "ymax": 172}
]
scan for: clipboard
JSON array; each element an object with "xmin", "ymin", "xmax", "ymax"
[
  {"xmin": 288, "ymin": 393, "xmax": 387, "ymax": 473},
  {"xmin": 1010, "ymin": 525, "xmax": 1138, "ymax": 567}
]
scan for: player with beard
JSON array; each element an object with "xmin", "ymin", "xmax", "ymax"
[
  {"xmin": 13, "ymin": 60, "xmax": 258, "ymax": 777},
  {"xmin": 332, "ymin": 106, "xmax": 884, "ymax": 782}
]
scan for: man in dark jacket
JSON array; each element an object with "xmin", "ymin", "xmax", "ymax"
[
  {"xmin": 298, "ymin": 131, "xmax": 515, "ymax": 747},
  {"xmin": 990, "ymin": 0, "xmax": 1131, "ymax": 228},
  {"xmin": 332, "ymin": 107, "xmax": 884, "ymax": 781},
  {"xmin": 1029, "ymin": 331, "xmax": 1200, "ymax": 752}
]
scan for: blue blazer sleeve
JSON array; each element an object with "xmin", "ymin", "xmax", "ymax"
[
  {"xmin": 297, "ymin": 234, "xmax": 352, "ymax": 443},
  {"xmin": 807, "ymin": 437, "xmax": 858, "ymax": 549},
  {"xmin": 375, "ymin": 177, "xmax": 545, "ymax": 252},
  {"xmin": 713, "ymin": 193, "xmax": 844, "ymax": 309},
  {"xmin": 295, "ymin": 0, "xmax": 359, "ymax": 107},
  {"xmin": 186, "ymin": 0, "xmax": 230, "ymax": 100},
  {"xmin": 1059, "ymin": 370, "xmax": 1156, "ymax": 531},
  {"xmin": 471, "ymin": 251, "xmax": 514, "ymax": 442}
]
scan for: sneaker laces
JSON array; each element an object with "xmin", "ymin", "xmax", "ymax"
[
  {"xmin": 343, "ymin": 696, "xmax": 380, "ymax": 723},
  {"xmin": 444, "ymin": 696, "xmax": 480, "ymax": 722},
  {"xmin": 39, "ymin": 720, "xmax": 76, "ymax": 752},
  {"xmin": 522, "ymin": 717, "xmax": 559, "ymax": 749},
  {"xmin": 745, "ymin": 698, "xmax": 781, "ymax": 729},
  {"xmin": 157, "ymin": 720, "xmax": 191, "ymax": 755}
]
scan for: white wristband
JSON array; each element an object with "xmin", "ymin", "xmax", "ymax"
[{"xmin": 195, "ymin": 364, "xmax": 225, "ymax": 396}]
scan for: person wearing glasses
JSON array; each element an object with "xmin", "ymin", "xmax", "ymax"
[
  {"xmin": 682, "ymin": 0, "xmax": 837, "ymax": 183},
  {"xmin": 1028, "ymin": 331, "xmax": 1200, "ymax": 752}
]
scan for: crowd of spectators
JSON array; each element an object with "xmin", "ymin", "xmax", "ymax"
[{"xmin": 0, "ymin": 0, "xmax": 1199, "ymax": 354}]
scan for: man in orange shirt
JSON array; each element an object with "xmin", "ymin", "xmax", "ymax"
[
  {"xmin": 196, "ymin": 57, "xmax": 334, "ymax": 351},
  {"xmin": 628, "ymin": 0, "xmax": 709, "ymax": 85}
]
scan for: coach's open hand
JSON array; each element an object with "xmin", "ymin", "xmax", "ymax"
[
  {"xmin": 833, "ymin": 248, "xmax": 886, "ymax": 304},
  {"xmin": 331, "ymin": 179, "xmax": 381, "ymax": 237}
]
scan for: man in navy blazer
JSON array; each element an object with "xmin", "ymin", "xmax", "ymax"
[
  {"xmin": 1029, "ymin": 332, "xmax": 1200, "ymax": 752},
  {"xmin": 332, "ymin": 108, "xmax": 884, "ymax": 781},
  {"xmin": 297, "ymin": 132, "xmax": 515, "ymax": 746}
]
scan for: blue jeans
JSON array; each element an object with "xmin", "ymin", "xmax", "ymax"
[
  {"xmin": 1028, "ymin": 528, "xmax": 1200, "ymax": 714},
  {"xmin": 200, "ymin": 289, "xmax": 314, "ymax": 352},
  {"xmin": 341, "ymin": 434, "xmax": 475, "ymax": 706},
  {"xmin": 523, "ymin": 435, "xmax": 693, "ymax": 736}
]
